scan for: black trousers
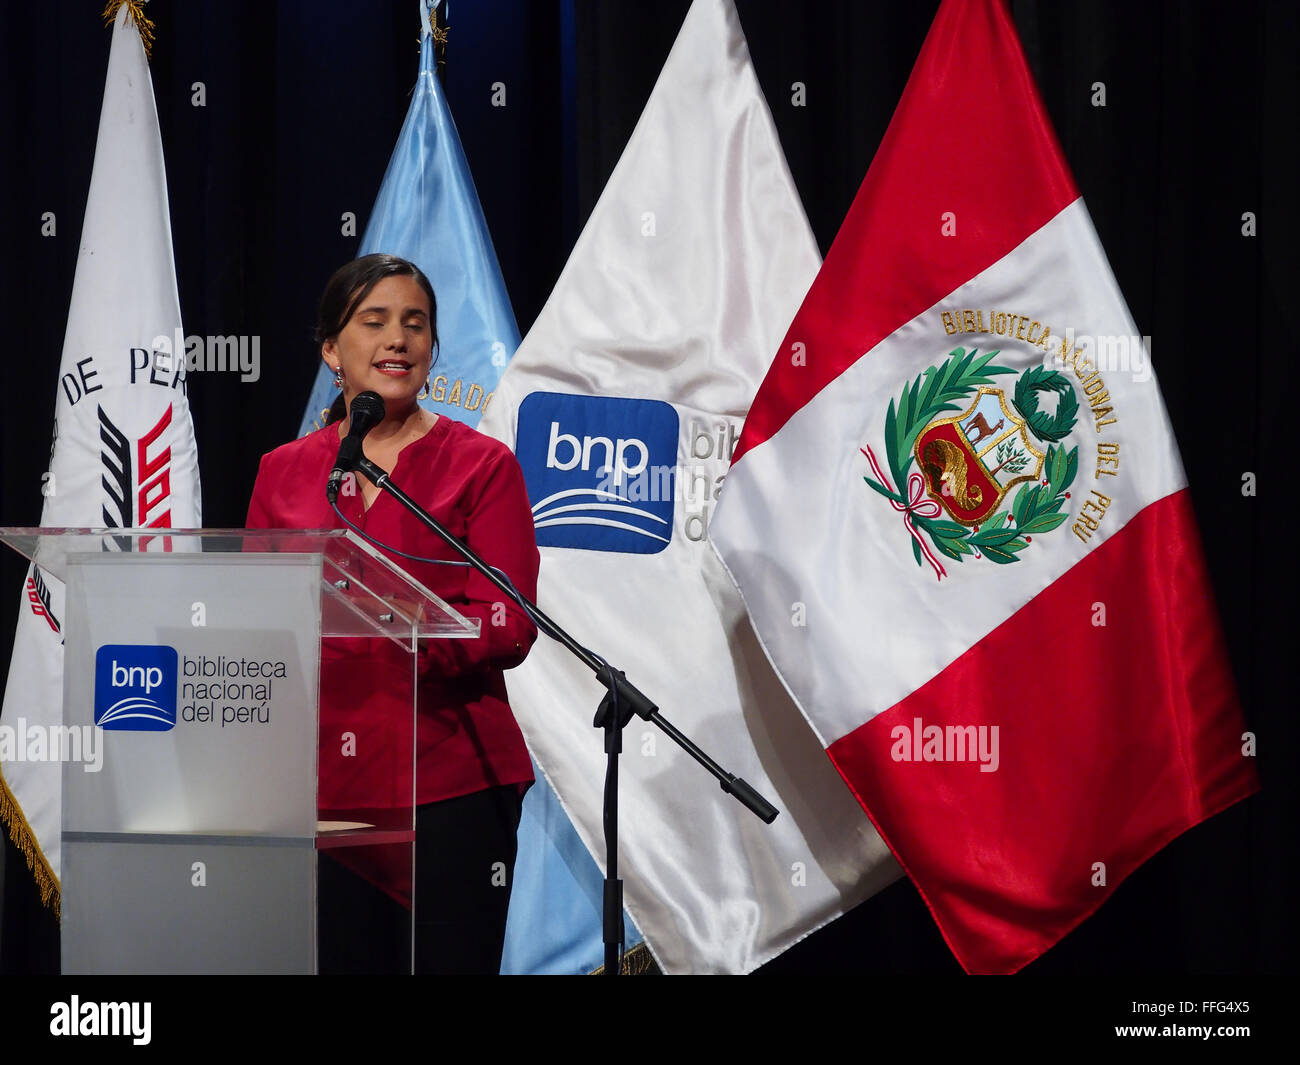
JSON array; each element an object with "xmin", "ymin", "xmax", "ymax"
[{"xmin": 318, "ymin": 784, "xmax": 523, "ymax": 975}]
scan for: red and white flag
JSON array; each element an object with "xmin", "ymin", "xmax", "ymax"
[
  {"xmin": 0, "ymin": 4, "xmax": 201, "ymax": 909},
  {"xmin": 709, "ymin": 0, "xmax": 1258, "ymax": 974}
]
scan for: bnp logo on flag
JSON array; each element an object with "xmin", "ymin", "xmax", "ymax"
[
  {"xmin": 516, "ymin": 392, "xmax": 678, "ymax": 554},
  {"xmin": 862, "ymin": 342, "xmax": 1083, "ymax": 579}
]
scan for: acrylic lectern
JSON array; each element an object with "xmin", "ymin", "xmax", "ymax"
[{"xmin": 0, "ymin": 527, "xmax": 479, "ymax": 974}]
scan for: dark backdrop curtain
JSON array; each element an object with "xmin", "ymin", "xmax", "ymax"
[{"xmin": 0, "ymin": 0, "xmax": 1292, "ymax": 974}]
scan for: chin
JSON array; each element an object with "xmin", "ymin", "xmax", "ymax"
[{"xmin": 368, "ymin": 379, "xmax": 421, "ymax": 400}]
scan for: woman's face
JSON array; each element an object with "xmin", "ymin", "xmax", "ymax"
[{"xmin": 322, "ymin": 274, "xmax": 434, "ymax": 418}]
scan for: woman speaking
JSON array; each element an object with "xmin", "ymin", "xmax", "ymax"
[{"xmin": 246, "ymin": 253, "xmax": 539, "ymax": 974}]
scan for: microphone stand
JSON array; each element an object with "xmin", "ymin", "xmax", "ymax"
[{"xmin": 350, "ymin": 454, "xmax": 779, "ymax": 975}]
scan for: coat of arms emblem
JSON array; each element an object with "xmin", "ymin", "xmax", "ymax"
[{"xmin": 862, "ymin": 347, "xmax": 1080, "ymax": 579}]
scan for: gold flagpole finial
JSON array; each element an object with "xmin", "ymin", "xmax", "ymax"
[{"xmin": 102, "ymin": 0, "xmax": 156, "ymax": 59}]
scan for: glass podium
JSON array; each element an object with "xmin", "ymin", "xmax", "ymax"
[{"xmin": 0, "ymin": 527, "xmax": 479, "ymax": 974}]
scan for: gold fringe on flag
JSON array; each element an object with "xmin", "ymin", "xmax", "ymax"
[
  {"xmin": 429, "ymin": 2, "xmax": 449, "ymax": 70},
  {"xmin": 102, "ymin": 0, "xmax": 156, "ymax": 59},
  {"xmin": 0, "ymin": 771, "xmax": 61, "ymax": 918},
  {"xmin": 589, "ymin": 942, "xmax": 661, "ymax": 975}
]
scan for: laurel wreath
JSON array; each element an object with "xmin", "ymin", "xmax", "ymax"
[
  {"xmin": 863, "ymin": 348, "xmax": 1079, "ymax": 569},
  {"xmin": 1013, "ymin": 365, "xmax": 1079, "ymax": 443}
]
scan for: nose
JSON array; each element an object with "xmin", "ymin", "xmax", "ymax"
[{"xmin": 384, "ymin": 321, "xmax": 406, "ymax": 350}]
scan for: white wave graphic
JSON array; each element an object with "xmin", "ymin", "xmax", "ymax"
[
  {"xmin": 531, "ymin": 487, "xmax": 628, "ymax": 513},
  {"xmin": 533, "ymin": 516, "xmax": 671, "ymax": 544},
  {"xmin": 533, "ymin": 501, "xmax": 669, "ymax": 526},
  {"xmin": 531, "ymin": 484, "xmax": 671, "ymax": 544},
  {"xmin": 98, "ymin": 695, "xmax": 174, "ymax": 726}
]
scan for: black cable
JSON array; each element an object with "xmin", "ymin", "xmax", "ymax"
[
  {"xmin": 330, "ymin": 497, "xmax": 469, "ymax": 571},
  {"xmin": 594, "ymin": 651, "xmax": 625, "ymax": 970},
  {"xmin": 328, "ymin": 497, "xmax": 593, "ymax": 662}
]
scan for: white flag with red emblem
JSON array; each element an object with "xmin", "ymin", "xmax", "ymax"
[
  {"xmin": 709, "ymin": 0, "xmax": 1258, "ymax": 973},
  {"xmin": 0, "ymin": 4, "xmax": 201, "ymax": 909}
]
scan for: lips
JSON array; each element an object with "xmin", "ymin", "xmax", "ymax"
[{"xmin": 374, "ymin": 360, "xmax": 413, "ymax": 375}]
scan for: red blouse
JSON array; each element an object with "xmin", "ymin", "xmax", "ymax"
[{"xmin": 246, "ymin": 417, "xmax": 538, "ymax": 809}]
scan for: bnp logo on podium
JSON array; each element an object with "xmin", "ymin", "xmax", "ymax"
[{"xmin": 94, "ymin": 645, "xmax": 179, "ymax": 731}]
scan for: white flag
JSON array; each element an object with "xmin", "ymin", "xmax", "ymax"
[
  {"xmin": 0, "ymin": 4, "xmax": 202, "ymax": 906},
  {"xmin": 478, "ymin": 0, "xmax": 899, "ymax": 974}
]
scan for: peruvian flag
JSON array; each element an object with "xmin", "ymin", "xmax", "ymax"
[{"xmin": 709, "ymin": 0, "xmax": 1258, "ymax": 974}]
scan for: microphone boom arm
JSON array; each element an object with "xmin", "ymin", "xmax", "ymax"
[{"xmin": 351, "ymin": 452, "xmax": 780, "ymax": 974}]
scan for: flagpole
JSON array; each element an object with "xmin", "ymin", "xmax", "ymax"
[{"xmin": 349, "ymin": 454, "xmax": 780, "ymax": 973}]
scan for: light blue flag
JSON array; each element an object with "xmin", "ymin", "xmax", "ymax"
[{"xmin": 297, "ymin": 0, "xmax": 519, "ymax": 435}]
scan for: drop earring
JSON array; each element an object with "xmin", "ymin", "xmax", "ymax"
[{"xmin": 334, "ymin": 367, "xmax": 343, "ymax": 388}]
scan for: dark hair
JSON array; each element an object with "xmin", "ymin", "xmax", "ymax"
[{"xmin": 318, "ymin": 253, "xmax": 438, "ymax": 424}]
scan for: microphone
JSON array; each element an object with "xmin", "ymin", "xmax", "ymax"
[{"xmin": 326, "ymin": 391, "xmax": 386, "ymax": 503}]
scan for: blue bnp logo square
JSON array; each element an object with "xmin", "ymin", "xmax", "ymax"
[
  {"xmin": 94, "ymin": 645, "xmax": 178, "ymax": 731},
  {"xmin": 516, "ymin": 392, "xmax": 678, "ymax": 554}
]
